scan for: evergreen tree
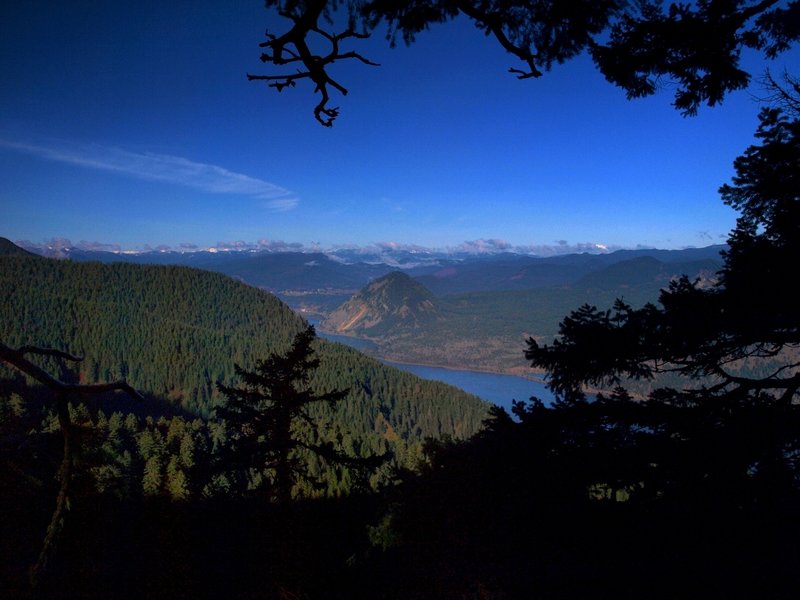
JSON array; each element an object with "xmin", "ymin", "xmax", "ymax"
[
  {"xmin": 527, "ymin": 104, "xmax": 799, "ymax": 410},
  {"xmin": 355, "ymin": 78, "xmax": 800, "ymax": 598},
  {"xmin": 522, "ymin": 94, "xmax": 800, "ymax": 508},
  {"xmin": 217, "ymin": 325, "xmax": 349, "ymax": 502}
]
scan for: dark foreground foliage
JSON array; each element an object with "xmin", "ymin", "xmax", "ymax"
[
  {"xmin": 320, "ymin": 90, "xmax": 800, "ymax": 599},
  {"xmin": 251, "ymin": 0, "xmax": 799, "ymax": 125},
  {"xmin": 4, "ymin": 411, "xmax": 800, "ymax": 599},
  {"xmin": 2, "ymin": 493, "xmax": 381, "ymax": 600},
  {"xmin": 363, "ymin": 401, "xmax": 800, "ymax": 598}
]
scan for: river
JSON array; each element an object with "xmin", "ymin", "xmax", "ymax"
[
  {"xmin": 384, "ymin": 361, "xmax": 553, "ymax": 414},
  {"xmin": 315, "ymin": 326, "xmax": 553, "ymax": 414}
]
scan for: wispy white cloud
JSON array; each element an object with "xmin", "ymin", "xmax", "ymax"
[
  {"xmin": 453, "ymin": 239, "xmax": 513, "ymax": 254},
  {"xmin": 510, "ymin": 241, "xmax": 621, "ymax": 256},
  {"xmin": 0, "ymin": 137, "xmax": 298, "ymax": 211},
  {"xmin": 18, "ymin": 236, "xmax": 630, "ymax": 260}
]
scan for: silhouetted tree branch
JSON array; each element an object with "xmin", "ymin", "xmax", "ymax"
[
  {"xmin": 454, "ymin": 2, "xmax": 543, "ymax": 79},
  {"xmin": 0, "ymin": 342, "xmax": 142, "ymax": 401},
  {"xmin": 758, "ymin": 69, "xmax": 800, "ymax": 116},
  {"xmin": 249, "ymin": 0, "xmax": 380, "ymax": 126},
  {"xmin": 252, "ymin": 0, "xmax": 798, "ymax": 124},
  {"xmin": 0, "ymin": 341, "xmax": 142, "ymax": 588}
]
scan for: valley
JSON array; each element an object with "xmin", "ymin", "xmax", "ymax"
[
  {"xmin": 315, "ymin": 252, "xmax": 724, "ymax": 375},
  {"xmin": 0, "ymin": 242, "xmax": 491, "ymax": 498},
  {"xmin": 3, "ymin": 2, "xmax": 797, "ymax": 595},
  {"xmin": 29, "ymin": 240, "xmax": 725, "ymax": 376},
  {"xmin": 3, "ymin": 236, "xmax": 796, "ymax": 598}
]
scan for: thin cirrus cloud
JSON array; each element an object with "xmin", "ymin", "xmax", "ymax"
[{"xmin": 0, "ymin": 138, "xmax": 298, "ymax": 210}]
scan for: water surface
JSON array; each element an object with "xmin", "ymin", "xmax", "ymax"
[
  {"xmin": 384, "ymin": 361, "xmax": 553, "ymax": 414},
  {"xmin": 314, "ymin": 323, "xmax": 552, "ymax": 413}
]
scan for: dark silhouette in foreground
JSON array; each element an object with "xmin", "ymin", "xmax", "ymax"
[
  {"xmin": 251, "ymin": 1, "xmax": 798, "ymax": 125},
  {"xmin": 341, "ymin": 80, "xmax": 800, "ymax": 597},
  {"xmin": 0, "ymin": 342, "xmax": 142, "ymax": 589},
  {"xmin": 217, "ymin": 324, "xmax": 388, "ymax": 503}
]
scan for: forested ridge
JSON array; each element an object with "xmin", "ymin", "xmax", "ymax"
[
  {"xmin": 0, "ymin": 251, "xmax": 496, "ymax": 596},
  {"xmin": 1, "ymin": 254, "xmax": 300, "ymax": 415},
  {"xmin": 1, "ymin": 253, "xmax": 486, "ymax": 422},
  {"xmin": 0, "ymin": 253, "xmax": 489, "ymax": 504}
]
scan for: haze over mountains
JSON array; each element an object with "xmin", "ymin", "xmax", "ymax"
[
  {"xmin": 17, "ymin": 238, "xmax": 725, "ymax": 295},
  {"xmin": 317, "ymin": 248, "xmax": 723, "ymax": 374},
  {"xmin": 12, "ymin": 237, "xmax": 725, "ymax": 374}
]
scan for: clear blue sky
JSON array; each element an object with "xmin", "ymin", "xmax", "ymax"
[{"xmin": 1, "ymin": 1, "xmax": 795, "ymax": 254}]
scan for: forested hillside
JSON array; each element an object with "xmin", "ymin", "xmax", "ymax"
[
  {"xmin": 0, "ymin": 253, "xmax": 489, "ymax": 501},
  {"xmin": 321, "ymin": 254, "xmax": 723, "ymax": 373},
  {"xmin": 0, "ymin": 237, "xmax": 37, "ymax": 257}
]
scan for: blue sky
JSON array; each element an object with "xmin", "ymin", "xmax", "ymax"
[{"xmin": 1, "ymin": 1, "xmax": 795, "ymax": 254}]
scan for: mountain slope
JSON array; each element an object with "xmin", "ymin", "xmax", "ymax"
[
  {"xmin": 20, "ymin": 241, "xmax": 726, "ymax": 297},
  {"xmin": 0, "ymin": 254, "xmax": 489, "ymax": 444},
  {"xmin": 322, "ymin": 271, "xmax": 440, "ymax": 336},
  {"xmin": 320, "ymin": 255, "xmax": 724, "ymax": 374},
  {"xmin": 0, "ymin": 237, "xmax": 37, "ymax": 257},
  {"xmin": 23, "ymin": 246, "xmax": 391, "ymax": 292},
  {"xmin": 574, "ymin": 256, "xmax": 721, "ymax": 288},
  {"xmin": 413, "ymin": 246, "xmax": 726, "ymax": 295}
]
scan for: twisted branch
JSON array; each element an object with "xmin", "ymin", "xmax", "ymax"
[
  {"xmin": 248, "ymin": 3, "xmax": 379, "ymax": 126},
  {"xmin": 1, "ymin": 342, "xmax": 143, "ymax": 401}
]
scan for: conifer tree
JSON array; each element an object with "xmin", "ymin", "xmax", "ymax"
[
  {"xmin": 217, "ymin": 325, "xmax": 348, "ymax": 502},
  {"xmin": 523, "ymin": 92, "xmax": 800, "ymax": 507}
]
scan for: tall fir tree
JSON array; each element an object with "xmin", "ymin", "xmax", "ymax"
[{"xmin": 217, "ymin": 325, "xmax": 348, "ymax": 502}]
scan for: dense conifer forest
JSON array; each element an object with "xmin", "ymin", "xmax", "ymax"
[
  {"xmin": 0, "ymin": 250, "xmax": 497, "ymax": 596},
  {"xmin": 4, "ymin": 106, "xmax": 800, "ymax": 597},
  {"xmin": 0, "ymin": 253, "xmax": 489, "ymax": 471}
]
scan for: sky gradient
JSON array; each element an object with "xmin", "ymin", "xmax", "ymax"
[{"xmin": 1, "ymin": 1, "xmax": 796, "ymax": 254}]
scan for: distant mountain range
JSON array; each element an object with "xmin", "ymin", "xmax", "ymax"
[
  {"xmin": 413, "ymin": 247, "xmax": 724, "ymax": 295},
  {"xmin": 9, "ymin": 236, "xmax": 725, "ymax": 373},
  {"xmin": 16, "ymin": 238, "xmax": 726, "ymax": 297}
]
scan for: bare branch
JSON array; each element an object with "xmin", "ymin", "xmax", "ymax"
[
  {"xmin": 17, "ymin": 345, "xmax": 83, "ymax": 362},
  {"xmin": 248, "ymin": 7, "xmax": 379, "ymax": 126},
  {"xmin": 704, "ymin": 360, "xmax": 800, "ymax": 400},
  {"xmin": 457, "ymin": 2, "xmax": 543, "ymax": 79},
  {"xmin": 1, "ymin": 340, "xmax": 143, "ymax": 587},
  {"xmin": 758, "ymin": 69, "xmax": 800, "ymax": 117},
  {"xmin": 336, "ymin": 50, "xmax": 381, "ymax": 67},
  {"xmin": 0, "ymin": 341, "xmax": 143, "ymax": 401}
]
